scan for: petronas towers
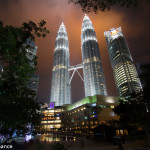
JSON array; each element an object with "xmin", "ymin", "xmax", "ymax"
[{"xmin": 50, "ymin": 15, "xmax": 107, "ymax": 106}]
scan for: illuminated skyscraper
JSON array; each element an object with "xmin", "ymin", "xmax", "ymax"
[
  {"xmin": 81, "ymin": 15, "xmax": 107, "ymax": 97},
  {"xmin": 104, "ymin": 27, "xmax": 142, "ymax": 97},
  {"xmin": 50, "ymin": 22, "xmax": 71, "ymax": 106}
]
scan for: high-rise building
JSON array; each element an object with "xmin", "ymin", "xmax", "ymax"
[
  {"xmin": 50, "ymin": 22, "xmax": 71, "ymax": 106},
  {"xmin": 104, "ymin": 27, "xmax": 142, "ymax": 97},
  {"xmin": 26, "ymin": 39, "xmax": 37, "ymax": 67},
  {"xmin": 26, "ymin": 39, "xmax": 39, "ymax": 93},
  {"xmin": 81, "ymin": 15, "xmax": 107, "ymax": 97}
]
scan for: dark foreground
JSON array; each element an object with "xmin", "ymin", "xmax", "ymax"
[{"xmin": 4, "ymin": 136, "xmax": 150, "ymax": 150}]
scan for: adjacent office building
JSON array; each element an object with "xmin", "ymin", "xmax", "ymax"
[
  {"xmin": 50, "ymin": 23, "xmax": 71, "ymax": 106},
  {"xmin": 81, "ymin": 15, "xmax": 107, "ymax": 97},
  {"xmin": 104, "ymin": 27, "xmax": 142, "ymax": 97}
]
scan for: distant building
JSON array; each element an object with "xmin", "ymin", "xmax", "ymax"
[
  {"xmin": 27, "ymin": 74, "xmax": 39, "ymax": 92},
  {"xmin": 50, "ymin": 22, "xmax": 71, "ymax": 106},
  {"xmin": 81, "ymin": 15, "xmax": 107, "ymax": 97},
  {"xmin": 26, "ymin": 39, "xmax": 39, "ymax": 93},
  {"xmin": 26, "ymin": 39, "xmax": 37, "ymax": 67},
  {"xmin": 104, "ymin": 27, "xmax": 142, "ymax": 97}
]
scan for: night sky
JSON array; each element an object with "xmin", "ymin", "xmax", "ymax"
[{"xmin": 0, "ymin": 0, "xmax": 150, "ymax": 104}]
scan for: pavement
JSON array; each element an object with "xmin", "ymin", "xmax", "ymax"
[
  {"xmin": 65, "ymin": 137, "xmax": 150, "ymax": 150},
  {"xmin": 66, "ymin": 137, "xmax": 118, "ymax": 150}
]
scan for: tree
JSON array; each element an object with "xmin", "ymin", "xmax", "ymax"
[
  {"xmin": 0, "ymin": 20, "xmax": 49, "ymax": 141},
  {"xmin": 113, "ymin": 92, "xmax": 150, "ymax": 145},
  {"xmin": 93, "ymin": 123, "xmax": 116, "ymax": 140},
  {"xmin": 139, "ymin": 63, "xmax": 150, "ymax": 146},
  {"xmin": 140, "ymin": 62, "xmax": 150, "ymax": 108},
  {"xmin": 113, "ymin": 92, "xmax": 150, "ymax": 129},
  {"xmin": 68, "ymin": 0, "xmax": 150, "ymax": 12}
]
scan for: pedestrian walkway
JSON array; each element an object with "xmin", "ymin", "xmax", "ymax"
[
  {"xmin": 67, "ymin": 137, "xmax": 150, "ymax": 150},
  {"xmin": 68, "ymin": 137, "xmax": 118, "ymax": 150}
]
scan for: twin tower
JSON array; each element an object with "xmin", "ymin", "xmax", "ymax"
[{"xmin": 50, "ymin": 15, "xmax": 107, "ymax": 106}]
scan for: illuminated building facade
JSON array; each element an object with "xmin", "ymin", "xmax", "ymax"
[
  {"xmin": 50, "ymin": 23, "xmax": 71, "ymax": 106},
  {"xmin": 104, "ymin": 27, "xmax": 142, "ymax": 97},
  {"xmin": 66, "ymin": 95, "xmax": 119, "ymax": 132},
  {"xmin": 41, "ymin": 106, "xmax": 62, "ymax": 132},
  {"xmin": 41, "ymin": 95, "xmax": 120, "ymax": 133},
  {"xmin": 81, "ymin": 15, "xmax": 107, "ymax": 97}
]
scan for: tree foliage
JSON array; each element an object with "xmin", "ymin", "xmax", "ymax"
[
  {"xmin": 0, "ymin": 20, "xmax": 49, "ymax": 139},
  {"xmin": 140, "ymin": 62, "xmax": 150, "ymax": 106},
  {"xmin": 113, "ymin": 92, "xmax": 150, "ymax": 128},
  {"xmin": 68, "ymin": 0, "xmax": 150, "ymax": 12}
]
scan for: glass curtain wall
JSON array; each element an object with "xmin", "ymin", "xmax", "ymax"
[{"xmin": 104, "ymin": 27, "xmax": 142, "ymax": 97}]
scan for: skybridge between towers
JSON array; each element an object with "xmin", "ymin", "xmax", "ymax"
[{"xmin": 68, "ymin": 63, "xmax": 84, "ymax": 84}]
